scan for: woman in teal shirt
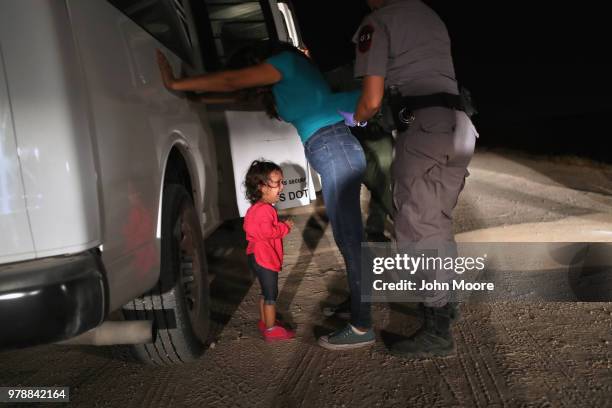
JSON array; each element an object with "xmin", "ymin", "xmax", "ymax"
[{"xmin": 158, "ymin": 41, "xmax": 374, "ymax": 350}]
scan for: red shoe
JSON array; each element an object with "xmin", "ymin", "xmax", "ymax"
[
  {"xmin": 263, "ymin": 326, "xmax": 295, "ymax": 342},
  {"xmin": 258, "ymin": 319, "xmax": 282, "ymax": 333}
]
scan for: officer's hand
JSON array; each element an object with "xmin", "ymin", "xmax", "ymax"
[{"xmin": 338, "ymin": 110, "xmax": 367, "ymax": 128}]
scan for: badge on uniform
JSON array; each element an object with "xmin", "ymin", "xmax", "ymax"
[{"xmin": 358, "ymin": 25, "xmax": 374, "ymax": 53}]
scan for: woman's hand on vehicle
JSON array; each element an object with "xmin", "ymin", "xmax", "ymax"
[{"xmin": 156, "ymin": 49, "xmax": 176, "ymax": 90}]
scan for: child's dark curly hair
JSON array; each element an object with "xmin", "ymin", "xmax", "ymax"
[{"xmin": 244, "ymin": 159, "xmax": 282, "ymax": 204}]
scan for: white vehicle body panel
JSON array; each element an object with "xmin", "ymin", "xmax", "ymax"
[
  {"xmin": 66, "ymin": 0, "xmax": 220, "ymax": 310},
  {"xmin": 0, "ymin": 48, "xmax": 35, "ymax": 263},
  {"xmin": 0, "ymin": 2, "xmax": 100, "ymax": 263},
  {"xmin": 0, "ymin": 1, "xmax": 223, "ymax": 312}
]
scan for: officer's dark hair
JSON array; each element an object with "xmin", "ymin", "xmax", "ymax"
[
  {"xmin": 226, "ymin": 40, "xmax": 310, "ymax": 120},
  {"xmin": 244, "ymin": 159, "xmax": 282, "ymax": 204}
]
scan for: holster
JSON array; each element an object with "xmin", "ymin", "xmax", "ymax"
[{"xmin": 386, "ymin": 86, "xmax": 409, "ymax": 132}]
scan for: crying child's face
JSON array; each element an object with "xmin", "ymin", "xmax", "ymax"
[{"xmin": 261, "ymin": 170, "xmax": 284, "ymax": 204}]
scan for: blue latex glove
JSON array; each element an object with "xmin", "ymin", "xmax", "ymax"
[{"xmin": 338, "ymin": 110, "xmax": 367, "ymax": 127}]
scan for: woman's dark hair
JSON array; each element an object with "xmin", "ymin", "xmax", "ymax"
[
  {"xmin": 226, "ymin": 40, "xmax": 310, "ymax": 120},
  {"xmin": 244, "ymin": 159, "xmax": 282, "ymax": 204}
]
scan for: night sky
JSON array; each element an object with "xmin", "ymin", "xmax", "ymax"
[
  {"xmin": 292, "ymin": 0, "xmax": 369, "ymax": 71},
  {"xmin": 292, "ymin": 1, "xmax": 612, "ymax": 162}
]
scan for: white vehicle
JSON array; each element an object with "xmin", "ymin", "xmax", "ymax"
[{"xmin": 0, "ymin": 0, "xmax": 311, "ymax": 364}]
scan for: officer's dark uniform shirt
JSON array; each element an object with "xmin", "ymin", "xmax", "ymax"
[{"xmin": 353, "ymin": 0, "xmax": 458, "ymax": 96}]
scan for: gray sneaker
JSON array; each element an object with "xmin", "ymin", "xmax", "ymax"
[
  {"xmin": 322, "ymin": 298, "xmax": 351, "ymax": 320},
  {"xmin": 318, "ymin": 324, "xmax": 375, "ymax": 350}
]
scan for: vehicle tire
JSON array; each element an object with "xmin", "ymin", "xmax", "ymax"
[{"xmin": 126, "ymin": 183, "xmax": 210, "ymax": 364}]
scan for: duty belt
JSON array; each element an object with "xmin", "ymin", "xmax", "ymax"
[
  {"xmin": 386, "ymin": 91, "xmax": 464, "ymax": 132},
  {"xmin": 399, "ymin": 93, "xmax": 463, "ymax": 111}
]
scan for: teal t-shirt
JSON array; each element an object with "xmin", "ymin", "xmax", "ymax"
[{"xmin": 266, "ymin": 51, "xmax": 360, "ymax": 143}]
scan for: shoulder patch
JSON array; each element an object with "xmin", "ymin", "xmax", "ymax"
[{"xmin": 357, "ymin": 24, "xmax": 374, "ymax": 53}]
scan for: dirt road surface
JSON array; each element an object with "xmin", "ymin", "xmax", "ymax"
[{"xmin": 1, "ymin": 149, "xmax": 611, "ymax": 407}]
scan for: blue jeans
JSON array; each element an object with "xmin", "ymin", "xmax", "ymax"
[{"xmin": 304, "ymin": 122, "xmax": 371, "ymax": 328}]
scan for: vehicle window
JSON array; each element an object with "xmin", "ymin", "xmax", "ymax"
[
  {"xmin": 203, "ymin": 1, "xmax": 271, "ymax": 67},
  {"xmin": 108, "ymin": 0, "xmax": 196, "ymax": 65}
]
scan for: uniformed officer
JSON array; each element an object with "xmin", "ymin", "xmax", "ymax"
[{"xmin": 344, "ymin": 0, "xmax": 478, "ymax": 357}]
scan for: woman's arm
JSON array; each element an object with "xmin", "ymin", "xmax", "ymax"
[
  {"xmin": 157, "ymin": 49, "xmax": 282, "ymax": 93},
  {"xmin": 187, "ymin": 91, "xmax": 244, "ymax": 105},
  {"xmin": 191, "ymin": 94, "xmax": 238, "ymax": 104}
]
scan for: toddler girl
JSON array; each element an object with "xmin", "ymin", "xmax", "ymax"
[{"xmin": 243, "ymin": 160, "xmax": 295, "ymax": 342}]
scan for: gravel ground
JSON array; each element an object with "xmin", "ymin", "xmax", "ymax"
[{"xmin": 1, "ymin": 149, "xmax": 611, "ymax": 407}]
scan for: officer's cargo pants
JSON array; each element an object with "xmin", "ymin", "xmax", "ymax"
[
  {"xmin": 392, "ymin": 107, "xmax": 477, "ymax": 306},
  {"xmin": 359, "ymin": 129, "xmax": 394, "ymax": 238}
]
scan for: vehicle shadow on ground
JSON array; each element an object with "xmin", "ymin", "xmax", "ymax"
[{"xmin": 205, "ymin": 218, "xmax": 252, "ymax": 344}]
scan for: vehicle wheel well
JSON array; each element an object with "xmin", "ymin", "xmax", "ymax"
[{"xmin": 164, "ymin": 147, "xmax": 194, "ymax": 198}]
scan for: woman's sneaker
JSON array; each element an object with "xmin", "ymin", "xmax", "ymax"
[
  {"xmin": 263, "ymin": 326, "xmax": 295, "ymax": 342},
  {"xmin": 318, "ymin": 324, "xmax": 375, "ymax": 350},
  {"xmin": 258, "ymin": 319, "xmax": 282, "ymax": 334},
  {"xmin": 322, "ymin": 298, "xmax": 351, "ymax": 320}
]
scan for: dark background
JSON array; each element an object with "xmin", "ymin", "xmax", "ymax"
[{"xmin": 292, "ymin": 0, "xmax": 612, "ymax": 163}]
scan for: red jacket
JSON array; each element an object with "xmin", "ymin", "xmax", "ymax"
[{"xmin": 243, "ymin": 202, "xmax": 291, "ymax": 272}]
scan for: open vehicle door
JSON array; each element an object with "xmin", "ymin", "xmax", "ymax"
[{"xmin": 192, "ymin": 0, "xmax": 316, "ymax": 217}]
